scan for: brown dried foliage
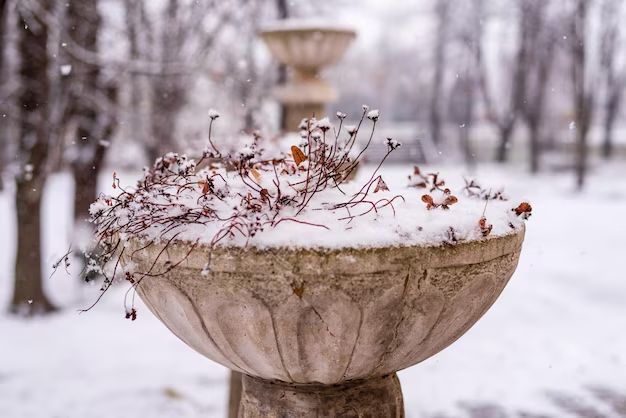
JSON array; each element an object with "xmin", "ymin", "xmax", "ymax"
[{"xmin": 87, "ymin": 108, "xmax": 403, "ymax": 318}]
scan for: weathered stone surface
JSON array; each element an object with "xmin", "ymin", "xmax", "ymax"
[
  {"xmin": 131, "ymin": 228, "xmax": 524, "ymax": 384},
  {"xmin": 239, "ymin": 373, "xmax": 404, "ymax": 418},
  {"xmin": 130, "ymin": 228, "xmax": 524, "ymax": 415}
]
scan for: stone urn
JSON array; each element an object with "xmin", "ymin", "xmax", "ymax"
[
  {"xmin": 130, "ymin": 228, "xmax": 525, "ymax": 416},
  {"xmin": 260, "ymin": 20, "xmax": 356, "ymax": 131}
]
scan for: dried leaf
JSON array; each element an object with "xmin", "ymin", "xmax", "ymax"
[
  {"xmin": 250, "ymin": 168, "xmax": 262, "ymax": 182},
  {"xmin": 291, "ymin": 145, "xmax": 307, "ymax": 166},
  {"xmin": 441, "ymin": 194, "xmax": 458, "ymax": 209},
  {"xmin": 199, "ymin": 180, "xmax": 209, "ymax": 195},
  {"xmin": 374, "ymin": 177, "xmax": 389, "ymax": 193},
  {"xmin": 421, "ymin": 194, "xmax": 435, "ymax": 210},
  {"xmin": 513, "ymin": 202, "xmax": 532, "ymax": 219}
]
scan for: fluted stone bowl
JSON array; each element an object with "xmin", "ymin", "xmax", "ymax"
[
  {"xmin": 130, "ymin": 228, "xmax": 524, "ymax": 386},
  {"xmin": 260, "ymin": 21, "xmax": 356, "ymax": 75}
]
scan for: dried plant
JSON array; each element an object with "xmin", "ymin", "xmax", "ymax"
[
  {"xmin": 463, "ymin": 178, "xmax": 508, "ymax": 201},
  {"xmin": 86, "ymin": 107, "xmax": 404, "ymax": 318},
  {"xmin": 408, "ymin": 166, "xmax": 446, "ymax": 192},
  {"xmin": 421, "ymin": 188, "xmax": 459, "ymax": 210},
  {"xmin": 513, "ymin": 202, "xmax": 533, "ymax": 219},
  {"xmin": 76, "ymin": 107, "xmax": 533, "ymax": 320}
]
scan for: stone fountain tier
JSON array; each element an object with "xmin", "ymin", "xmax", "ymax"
[
  {"xmin": 260, "ymin": 20, "xmax": 356, "ymax": 130},
  {"xmin": 130, "ymin": 228, "xmax": 524, "ymax": 416}
]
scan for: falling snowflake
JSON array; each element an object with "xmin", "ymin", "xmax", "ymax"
[{"xmin": 60, "ymin": 64, "xmax": 72, "ymax": 76}]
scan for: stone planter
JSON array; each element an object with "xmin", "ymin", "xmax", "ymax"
[{"xmin": 130, "ymin": 227, "xmax": 524, "ymax": 416}]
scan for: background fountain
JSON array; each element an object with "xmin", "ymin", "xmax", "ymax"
[{"xmin": 260, "ymin": 19, "xmax": 356, "ymax": 131}]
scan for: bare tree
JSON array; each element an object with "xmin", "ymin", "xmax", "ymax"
[
  {"xmin": 429, "ymin": 0, "xmax": 451, "ymax": 146},
  {"xmin": 10, "ymin": 0, "xmax": 56, "ymax": 314},
  {"xmin": 477, "ymin": 1, "xmax": 530, "ymax": 163},
  {"xmin": 276, "ymin": 0, "xmax": 289, "ymax": 130},
  {"xmin": 598, "ymin": 0, "xmax": 624, "ymax": 159},
  {"xmin": 0, "ymin": 0, "xmax": 5, "ymax": 61},
  {"xmin": 237, "ymin": 1, "xmax": 262, "ymax": 130},
  {"xmin": 127, "ymin": 0, "xmax": 231, "ymax": 162},
  {"xmin": 123, "ymin": 0, "xmax": 152, "ymax": 158},
  {"xmin": 518, "ymin": 0, "xmax": 556, "ymax": 173},
  {"xmin": 449, "ymin": 71, "xmax": 477, "ymax": 167},
  {"xmin": 225, "ymin": 0, "xmax": 276, "ymax": 132},
  {"xmin": 64, "ymin": 0, "xmax": 117, "ymax": 263},
  {"xmin": 0, "ymin": 0, "xmax": 6, "ymax": 92},
  {"xmin": 447, "ymin": 0, "xmax": 485, "ymax": 167},
  {"xmin": 522, "ymin": 43, "xmax": 556, "ymax": 174},
  {"xmin": 0, "ymin": 0, "xmax": 9, "ymax": 190},
  {"xmin": 147, "ymin": 0, "xmax": 187, "ymax": 160},
  {"xmin": 570, "ymin": 0, "xmax": 593, "ymax": 189}
]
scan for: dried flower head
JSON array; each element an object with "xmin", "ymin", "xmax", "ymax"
[{"xmin": 208, "ymin": 109, "xmax": 220, "ymax": 120}]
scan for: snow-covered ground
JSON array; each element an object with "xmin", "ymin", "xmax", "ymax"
[{"xmin": 1, "ymin": 163, "xmax": 625, "ymax": 418}]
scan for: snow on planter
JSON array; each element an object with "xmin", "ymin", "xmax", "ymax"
[{"xmin": 86, "ymin": 107, "xmax": 531, "ymax": 317}]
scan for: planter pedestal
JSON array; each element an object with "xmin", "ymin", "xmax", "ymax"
[{"xmin": 239, "ymin": 374, "xmax": 403, "ymax": 418}]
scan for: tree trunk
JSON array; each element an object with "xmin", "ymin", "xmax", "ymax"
[
  {"xmin": 495, "ymin": 124, "xmax": 514, "ymax": 163},
  {"xmin": 65, "ymin": 0, "xmax": 115, "ymax": 279},
  {"xmin": 571, "ymin": 0, "xmax": 591, "ymax": 190},
  {"xmin": 0, "ymin": 0, "xmax": 6, "ymax": 70},
  {"xmin": 601, "ymin": 92, "xmax": 619, "ymax": 159},
  {"xmin": 0, "ymin": 0, "xmax": 8, "ymax": 191},
  {"xmin": 528, "ymin": 122, "xmax": 540, "ymax": 174},
  {"xmin": 276, "ymin": 0, "xmax": 289, "ymax": 131},
  {"xmin": 72, "ymin": 158, "xmax": 103, "ymax": 282},
  {"xmin": 150, "ymin": 96, "xmax": 181, "ymax": 159},
  {"xmin": 598, "ymin": 0, "xmax": 622, "ymax": 160},
  {"xmin": 124, "ymin": 0, "xmax": 151, "ymax": 160},
  {"xmin": 457, "ymin": 85, "xmax": 475, "ymax": 168},
  {"xmin": 73, "ymin": 162, "xmax": 99, "ymax": 230},
  {"xmin": 429, "ymin": 0, "xmax": 450, "ymax": 146},
  {"xmin": 517, "ymin": 0, "xmax": 555, "ymax": 174},
  {"xmin": 10, "ymin": 0, "xmax": 56, "ymax": 315},
  {"xmin": 575, "ymin": 127, "xmax": 588, "ymax": 190},
  {"xmin": 11, "ymin": 179, "xmax": 56, "ymax": 314},
  {"xmin": 459, "ymin": 125, "xmax": 475, "ymax": 168}
]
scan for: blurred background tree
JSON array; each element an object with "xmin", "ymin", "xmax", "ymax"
[
  {"xmin": 0, "ymin": 0, "xmax": 624, "ymax": 312},
  {"xmin": 0, "ymin": 1, "xmax": 624, "ymax": 416}
]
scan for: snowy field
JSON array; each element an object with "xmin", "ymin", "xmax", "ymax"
[{"xmin": 1, "ymin": 163, "xmax": 625, "ymax": 418}]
